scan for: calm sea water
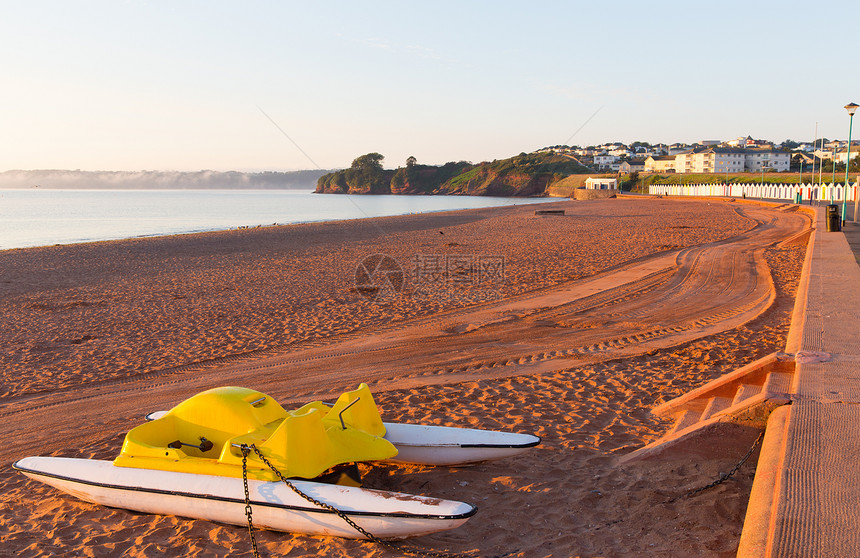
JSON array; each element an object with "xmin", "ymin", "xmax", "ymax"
[{"xmin": 0, "ymin": 189, "xmax": 554, "ymax": 250}]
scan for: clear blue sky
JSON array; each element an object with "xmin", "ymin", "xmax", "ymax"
[{"xmin": 2, "ymin": 0, "xmax": 859, "ymax": 171}]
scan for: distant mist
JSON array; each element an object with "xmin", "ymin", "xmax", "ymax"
[{"xmin": 0, "ymin": 169, "xmax": 335, "ymax": 190}]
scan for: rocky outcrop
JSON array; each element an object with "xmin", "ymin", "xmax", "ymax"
[
  {"xmin": 439, "ymin": 167, "xmax": 555, "ymax": 197},
  {"xmin": 390, "ymin": 162, "xmax": 472, "ymax": 195},
  {"xmin": 316, "ymin": 152, "xmax": 590, "ymax": 197}
]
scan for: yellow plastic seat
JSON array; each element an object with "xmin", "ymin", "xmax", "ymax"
[{"xmin": 114, "ymin": 384, "xmax": 397, "ymax": 481}]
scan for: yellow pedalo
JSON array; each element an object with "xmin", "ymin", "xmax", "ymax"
[
  {"xmin": 14, "ymin": 383, "xmax": 478, "ymax": 539},
  {"xmin": 113, "ymin": 383, "xmax": 398, "ymax": 483}
]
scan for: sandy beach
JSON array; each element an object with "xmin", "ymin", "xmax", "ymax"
[{"xmin": 0, "ymin": 197, "xmax": 809, "ymax": 557}]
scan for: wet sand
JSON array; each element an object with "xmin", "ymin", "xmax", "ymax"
[{"xmin": 0, "ymin": 198, "xmax": 808, "ymax": 557}]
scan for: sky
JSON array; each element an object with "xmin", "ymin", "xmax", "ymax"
[{"xmin": 2, "ymin": 0, "xmax": 859, "ymax": 172}]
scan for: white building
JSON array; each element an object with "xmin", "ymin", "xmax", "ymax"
[
  {"xmin": 716, "ymin": 149, "xmax": 747, "ymax": 174},
  {"xmin": 608, "ymin": 147, "xmax": 632, "ymax": 157},
  {"xmin": 745, "ymin": 149, "xmax": 790, "ymax": 172},
  {"xmin": 585, "ymin": 177, "xmax": 618, "ymax": 190},
  {"xmin": 674, "ymin": 148, "xmax": 745, "ymax": 174},
  {"xmin": 673, "ymin": 148, "xmax": 788, "ymax": 173},
  {"xmin": 593, "ymin": 153, "xmax": 619, "ymax": 169},
  {"xmin": 644, "ymin": 155, "xmax": 676, "ymax": 173},
  {"xmin": 814, "ymin": 149, "xmax": 835, "ymax": 161},
  {"xmin": 597, "ymin": 142, "xmax": 625, "ymax": 152},
  {"xmin": 619, "ymin": 159, "xmax": 646, "ymax": 174},
  {"xmin": 835, "ymin": 149, "xmax": 860, "ymax": 165}
]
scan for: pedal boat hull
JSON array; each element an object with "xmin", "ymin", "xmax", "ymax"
[
  {"xmin": 382, "ymin": 423, "xmax": 541, "ymax": 466},
  {"xmin": 13, "ymin": 456, "xmax": 476, "ymax": 539},
  {"xmin": 144, "ymin": 411, "xmax": 542, "ymax": 467}
]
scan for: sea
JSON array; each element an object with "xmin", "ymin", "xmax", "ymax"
[{"xmin": 0, "ymin": 189, "xmax": 556, "ymax": 251}]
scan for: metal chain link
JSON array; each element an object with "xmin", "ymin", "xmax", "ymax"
[
  {"xmin": 239, "ymin": 443, "xmax": 475, "ymax": 558},
  {"xmin": 667, "ymin": 429, "xmax": 765, "ymax": 504},
  {"xmin": 588, "ymin": 429, "xmax": 767, "ymax": 533},
  {"xmin": 240, "ymin": 446, "xmax": 261, "ymax": 558}
]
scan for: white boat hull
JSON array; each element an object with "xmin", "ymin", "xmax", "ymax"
[
  {"xmin": 144, "ymin": 411, "xmax": 541, "ymax": 466},
  {"xmin": 382, "ymin": 423, "xmax": 541, "ymax": 466},
  {"xmin": 13, "ymin": 456, "xmax": 475, "ymax": 539}
]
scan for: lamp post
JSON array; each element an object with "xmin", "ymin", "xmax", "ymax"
[
  {"xmin": 830, "ymin": 145, "xmax": 836, "ymax": 188},
  {"xmin": 819, "ymin": 136, "xmax": 825, "ymax": 194},
  {"xmin": 844, "ymin": 102, "xmax": 858, "ymax": 224},
  {"xmin": 812, "ymin": 122, "xmax": 818, "ymax": 192},
  {"xmin": 799, "ymin": 159, "xmax": 803, "ymax": 190}
]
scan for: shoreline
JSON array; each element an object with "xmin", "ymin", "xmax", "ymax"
[
  {"xmin": 0, "ymin": 189, "xmax": 557, "ymax": 252},
  {"xmin": 0, "ymin": 198, "xmax": 807, "ymax": 556}
]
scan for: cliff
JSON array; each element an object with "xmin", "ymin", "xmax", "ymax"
[
  {"xmin": 390, "ymin": 162, "xmax": 472, "ymax": 194},
  {"xmin": 315, "ymin": 152, "xmax": 394, "ymax": 194},
  {"xmin": 316, "ymin": 152, "xmax": 589, "ymax": 196}
]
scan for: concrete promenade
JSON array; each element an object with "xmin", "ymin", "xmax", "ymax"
[{"xmin": 738, "ymin": 210, "xmax": 860, "ymax": 556}]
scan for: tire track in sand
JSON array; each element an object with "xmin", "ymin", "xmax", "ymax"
[{"xmin": 0, "ymin": 204, "xmax": 810, "ymax": 431}]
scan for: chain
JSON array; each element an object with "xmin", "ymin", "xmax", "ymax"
[
  {"xmin": 240, "ymin": 446, "xmax": 261, "ymax": 558},
  {"xmin": 667, "ymin": 430, "xmax": 765, "ymax": 504},
  {"xmin": 239, "ymin": 443, "xmax": 476, "ymax": 558},
  {"xmin": 587, "ymin": 429, "xmax": 767, "ymax": 533}
]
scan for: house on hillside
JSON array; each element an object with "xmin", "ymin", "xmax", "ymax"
[
  {"xmin": 726, "ymin": 136, "xmax": 773, "ymax": 149},
  {"xmin": 740, "ymin": 136, "xmax": 773, "ymax": 149},
  {"xmin": 618, "ymin": 159, "xmax": 646, "ymax": 174},
  {"xmin": 597, "ymin": 142, "xmax": 626, "ymax": 152},
  {"xmin": 835, "ymin": 149, "xmax": 860, "ymax": 165},
  {"xmin": 793, "ymin": 152, "xmax": 814, "ymax": 166},
  {"xmin": 644, "ymin": 155, "xmax": 676, "ymax": 173},
  {"xmin": 813, "ymin": 149, "xmax": 836, "ymax": 161},
  {"xmin": 593, "ymin": 153, "xmax": 619, "ymax": 170},
  {"xmin": 608, "ymin": 147, "xmax": 632, "ymax": 157}
]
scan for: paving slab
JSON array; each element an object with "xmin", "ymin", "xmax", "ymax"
[
  {"xmin": 843, "ymin": 220, "xmax": 860, "ymax": 266},
  {"xmin": 771, "ymin": 402, "xmax": 860, "ymax": 557}
]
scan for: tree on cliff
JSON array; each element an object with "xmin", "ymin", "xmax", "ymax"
[
  {"xmin": 352, "ymin": 152, "xmax": 385, "ymax": 172},
  {"xmin": 315, "ymin": 152, "xmax": 393, "ymax": 194},
  {"xmin": 347, "ymin": 153, "xmax": 389, "ymax": 193}
]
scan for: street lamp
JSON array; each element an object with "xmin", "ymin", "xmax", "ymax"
[
  {"xmin": 828, "ymin": 144, "xmax": 835, "ymax": 203},
  {"xmin": 799, "ymin": 159, "xmax": 803, "ymax": 191},
  {"xmin": 844, "ymin": 102, "xmax": 858, "ymax": 224}
]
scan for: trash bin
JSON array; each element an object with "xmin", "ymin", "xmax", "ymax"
[{"xmin": 826, "ymin": 204, "xmax": 841, "ymax": 232}]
